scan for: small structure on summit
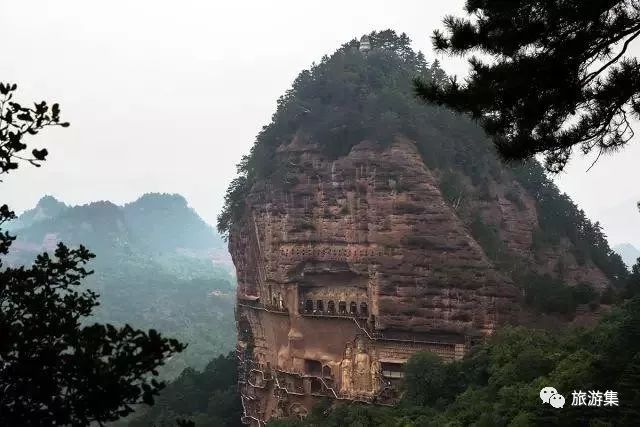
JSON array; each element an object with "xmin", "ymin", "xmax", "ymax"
[{"xmin": 359, "ymin": 34, "xmax": 371, "ymax": 52}]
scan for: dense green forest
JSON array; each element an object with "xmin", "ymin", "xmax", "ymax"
[
  {"xmin": 8, "ymin": 193, "xmax": 237, "ymax": 378},
  {"xmin": 127, "ymin": 353, "xmax": 243, "ymax": 427}
]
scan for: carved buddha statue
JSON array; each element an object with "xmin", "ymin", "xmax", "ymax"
[
  {"xmin": 353, "ymin": 339, "xmax": 371, "ymax": 392},
  {"xmin": 370, "ymin": 348, "xmax": 382, "ymax": 393},
  {"xmin": 340, "ymin": 345, "xmax": 353, "ymax": 395}
]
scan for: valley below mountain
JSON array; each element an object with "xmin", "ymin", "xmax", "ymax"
[{"xmin": 7, "ymin": 193, "xmax": 237, "ymax": 379}]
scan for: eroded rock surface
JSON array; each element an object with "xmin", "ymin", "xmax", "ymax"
[{"xmin": 231, "ymin": 138, "xmax": 521, "ymax": 424}]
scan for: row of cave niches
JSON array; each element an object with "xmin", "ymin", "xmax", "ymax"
[
  {"xmin": 263, "ymin": 294, "xmax": 371, "ymax": 319},
  {"xmin": 300, "ymin": 299, "xmax": 369, "ymax": 318}
]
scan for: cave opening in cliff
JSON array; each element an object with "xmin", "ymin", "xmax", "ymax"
[
  {"xmin": 381, "ymin": 362, "xmax": 404, "ymax": 379},
  {"xmin": 327, "ymin": 300, "xmax": 335, "ymax": 313},
  {"xmin": 338, "ymin": 301, "xmax": 347, "ymax": 314},
  {"xmin": 322, "ymin": 365, "xmax": 332, "ymax": 378},
  {"xmin": 360, "ymin": 302, "xmax": 368, "ymax": 316},
  {"xmin": 310, "ymin": 377, "xmax": 322, "ymax": 394},
  {"xmin": 304, "ymin": 359, "xmax": 322, "ymax": 376}
]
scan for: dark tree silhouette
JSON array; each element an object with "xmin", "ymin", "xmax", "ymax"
[
  {"xmin": 415, "ymin": 1, "xmax": 640, "ymax": 172},
  {"xmin": 0, "ymin": 83, "xmax": 186, "ymax": 425}
]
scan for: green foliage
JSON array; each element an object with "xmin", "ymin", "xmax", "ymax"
[
  {"xmin": 1, "ymin": 218, "xmax": 187, "ymax": 425},
  {"xmin": 470, "ymin": 217, "xmax": 507, "ymax": 263},
  {"xmin": 438, "ymin": 169, "xmax": 466, "ymax": 206},
  {"xmin": 403, "ymin": 351, "xmax": 466, "ymax": 407},
  {"xmin": 0, "ymin": 84, "xmax": 187, "ymax": 425},
  {"xmin": 6, "ymin": 195, "xmax": 237, "ymax": 379},
  {"xmin": 513, "ymin": 160, "xmax": 628, "ymax": 285},
  {"xmin": 522, "ymin": 273, "xmax": 576, "ymax": 315},
  {"xmin": 573, "ymin": 283, "xmax": 598, "ymax": 305},
  {"xmin": 624, "ymin": 258, "xmax": 640, "ymax": 297},
  {"xmin": 416, "ymin": 1, "xmax": 640, "ymax": 172},
  {"xmin": 269, "ymin": 400, "xmax": 397, "ymax": 427},
  {"xmin": 217, "ymin": 175, "xmax": 250, "ymax": 238},
  {"xmin": 504, "ymin": 187, "xmax": 525, "ymax": 211},
  {"xmin": 518, "ymin": 273, "xmax": 599, "ymax": 316},
  {"xmin": 88, "ymin": 261, "xmax": 236, "ymax": 379},
  {"xmin": 217, "ymin": 31, "xmax": 626, "ymax": 293},
  {"xmin": 0, "ymin": 83, "xmax": 69, "ymax": 174},
  {"xmin": 616, "ymin": 352, "xmax": 640, "ymax": 424},
  {"xmin": 128, "ymin": 353, "xmax": 243, "ymax": 427},
  {"xmin": 218, "ymin": 30, "xmax": 474, "ymax": 234}
]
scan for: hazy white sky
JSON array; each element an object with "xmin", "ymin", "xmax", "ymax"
[{"xmin": 1, "ymin": 0, "xmax": 639, "ymax": 247}]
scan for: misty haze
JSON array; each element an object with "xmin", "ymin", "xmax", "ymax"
[{"xmin": 1, "ymin": 1, "xmax": 640, "ymax": 426}]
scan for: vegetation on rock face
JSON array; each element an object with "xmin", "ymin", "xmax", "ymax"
[
  {"xmin": 0, "ymin": 84, "xmax": 186, "ymax": 425},
  {"xmin": 416, "ymin": 0, "xmax": 640, "ymax": 173},
  {"xmin": 512, "ymin": 162, "xmax": 628, "ymax": 285},
  {"xmin": 218, "ymin": 30, "xmax": 627, "ymax": 314}
]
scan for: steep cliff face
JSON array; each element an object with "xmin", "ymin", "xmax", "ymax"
[
  {"xmin": 233, "ymin": 137, "xmax": 518, "ymax": 333},
  {"xmin": 224, "ymin": 31, "xmax": 625, "ymax": 425},
  {"xmin": 468, "ymin": 175, "xmax": 611, "ymax": 290},
  {"xmin": 231, "ymin": 138, "xmax": 521, "ymax": 423}
]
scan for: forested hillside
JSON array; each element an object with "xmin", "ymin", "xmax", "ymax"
[
  {"xmin": 127, "ymin": 353, "xmax": 243, "ymax": 427},
  {"xmin": 7, "ymin": 193, "xmax": 236, "ymax": 378}
]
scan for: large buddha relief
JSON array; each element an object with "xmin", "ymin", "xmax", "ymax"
[{"xmin": 339, "ymin": 338, "xmax": 382, "ymax": 397}]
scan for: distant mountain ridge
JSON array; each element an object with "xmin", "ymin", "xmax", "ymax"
[
  {"xmin": 5, "ymin": 193, "xmax": 236, "ymax": 379},
  {"xmin": 6, "ymin": 195, "xmax": 68, "ymax": 232},
  {"xmin": 123, "ymin": 193, "xmax": 223, "ymax": 255},
  {"xmin": 614, "ymin": 243, "xmax": 640, "ymax": 268},
  {"xmin": 8, "ymin": 193, "xmax": 228, "ymax": 266}
]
